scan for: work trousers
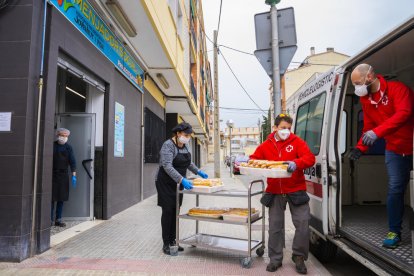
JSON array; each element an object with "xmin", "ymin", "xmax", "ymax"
[
  {"xmin": 385, "ymin": 150, "xmax": 413, "ymax": 234},
  {"xmin": 268, "ymin": 194, "xmax": 310, "ymax": 264},
  {"xmin": 51, "ymin": 201, "xmax": 64, "ymax": 222},
  {"xmin": 161, "ymin": 206, "xmax": 177, "ymax": 246}
]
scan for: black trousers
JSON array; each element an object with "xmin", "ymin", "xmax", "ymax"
[{"xmin": 161, "ymin": 207, "xmax": 177, "ymax": 246}]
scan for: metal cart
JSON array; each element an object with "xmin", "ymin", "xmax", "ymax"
[{"xmin": 176, "ymin": 180, "xmax": 265, "ymax": 268}]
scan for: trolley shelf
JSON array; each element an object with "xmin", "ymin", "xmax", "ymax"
[
  {"xmin": 179, "ymin": 233, "xmax": 262, "ymax": 255},
  {"xmin": 178, "ymin": 214, "xmax": 263, "ymax": 225},
  {"xmin": 180, "ymin": 189, "xmax": 262, "ymax": 197}
]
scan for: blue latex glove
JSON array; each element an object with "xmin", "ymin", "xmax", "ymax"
[
  {"xmin": 348, "ymin": 148, "xmax": 362, "ymax": 161},
  {"xmin": 181, "ymin": 178, "xmax": 193, "ymax": 190},
  {"xmin": 72, "ymin": 175, "xmax": 77, "ymax": 188},
  {"xmin": 197, "ymin": 170, "xmax": 208, "ymax": 179},
  {"xmin": 362, "ymin": 130, "xmax": 378, "ymax": 146},
  {"xmin": 287, "ymin": 161, "xmax": 297, "ymax": 173}
]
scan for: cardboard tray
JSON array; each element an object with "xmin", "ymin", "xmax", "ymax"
[
  {"xmin": 222, "ymin": 210, "xmax": 261, "ymax": 223},
  {"xmin": 191, "ymin": 184, "xmax": 225, "ymax": 193},
  {"xmin": 239, "ymin": 166, "xmax": 292, "ymax": 178}
]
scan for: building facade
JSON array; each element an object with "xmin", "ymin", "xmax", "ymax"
[{"xmin": 0, "ymin": 0, "xmax": 212, "ymax": 261}]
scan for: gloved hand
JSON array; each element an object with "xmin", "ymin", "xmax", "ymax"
[
  {"xmin": 347, "ymin": 148, "xmax": 362, "ymax": 161},
  {"xmin": 287, "ymin": 161, "xmax": 297, "ymax": 173},
  {"xmin": 362, "ymin": 130, "xmax": 378, "ymax": 146},
  {"xmin": 181, "ymin": 178, "xmax": 193, "ymax": 190},
  {"xmin": 72, "ymin": 175, "xmax": 77, "ymax": 188},
  {"xmin": 197, "ymin": 170, "xmax": 208, "ymax": 179}
]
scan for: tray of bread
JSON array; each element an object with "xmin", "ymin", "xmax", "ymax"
[
  {"xmin": 191, "ymin": 178, "xmax": 224, "ymax": 193},
  {"xmin": 187, "ymin": 207, "xmax": 229, "ymax": 219},
  {"xmin": 239, "ymin": 160, "xmax": 292, "ymax": 178},
  {"xmin": 222, "ymin": 208, "xmax": 261, "ymax": 223}
]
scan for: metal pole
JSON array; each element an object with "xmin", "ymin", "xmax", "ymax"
[
  {"xmin": 213, "ymin": 30, "xmax": 221, "ymax": 178},
  {"xmin": 229, "ymin": 127, "xmax": 232, "ymax": 177},
  {"xmin": 31, "ymin": 0, "xmax": 48, "ymax": 257},
  {"xmin": 270, "ymin": 4, "xmax": 281, "ymax": 118}
]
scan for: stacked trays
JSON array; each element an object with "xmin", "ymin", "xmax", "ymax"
[{"xmin": 239, "ymin": 166, "xmax": 291, "ymax": 178}]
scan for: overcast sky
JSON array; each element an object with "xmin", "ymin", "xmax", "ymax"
[{"xmin": 201, "ymin": 0, "xmax": 414, "ymax": 129}]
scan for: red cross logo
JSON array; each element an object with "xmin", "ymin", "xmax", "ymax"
[
  {"xmin": 381, "ymin": 95, "xmax": 389, "ymax": 106},
  {"xmin": 286, "ymin": 145, "xmax": 293, "ymax": 152}
]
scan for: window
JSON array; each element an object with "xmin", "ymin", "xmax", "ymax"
[
  {"xmin": 144, "ymin": 108, "xmax": 166, "ymax": 163},
  {"xmin": 295, "ymin": 93, "xmax": 327, "ymax": 155}
]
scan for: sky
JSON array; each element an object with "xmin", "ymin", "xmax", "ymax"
[{"xmin": 201, "ymin": 0, "xmax": 414, "ymax": 130}]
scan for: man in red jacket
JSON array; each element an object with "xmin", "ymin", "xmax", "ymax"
[
  {"xmin": 348, "ymin": 64, "xmax": 414, "ymax": 249},
  {"xmin": 250, "ymin": 114, "xmax": 315, "ymax": 274}
]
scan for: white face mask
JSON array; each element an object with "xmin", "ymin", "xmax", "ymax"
[
  {"xmin": 58, "ymin": 136, "xmax": 68, "ymax": 144},
  {"xmin": 277, "ymin": 129, "xmax": 291, "ymax": 140},
  {"xmin": 178, "ymin": 136, "xmax": 190, "ymax": 144},
  {"xmin": 354, "ymin": 84, "xmax": 369, "ymax": 97}
]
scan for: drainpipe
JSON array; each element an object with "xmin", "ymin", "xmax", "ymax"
[
  {"xmin": 30, "ymin": 0, "xmax": 48, "ymax": 257},
  {"xmin": 141, "ymin": 91, "xmax": 144, "ymax": 201}
]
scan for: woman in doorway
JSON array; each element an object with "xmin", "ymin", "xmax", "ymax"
[
  {"xmin": 51, "ymin": 128, "xmax": 77, "ymax": 227},
  {"xmin": 156, "ymin": 122, "xmax": 209, "ymax": 255},
  {"xmin": 250, "ymin": 114, "xmax": 315, "ymax": 274}
]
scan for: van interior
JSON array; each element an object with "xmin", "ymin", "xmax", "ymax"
[{"xmin": 340, "ymin": 26, "xmax": 414, "ymax": 271}]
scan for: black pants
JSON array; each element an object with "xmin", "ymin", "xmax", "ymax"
[{"xmin": 161, "ymin": 207, "xmax": 176, "ymax": 246}]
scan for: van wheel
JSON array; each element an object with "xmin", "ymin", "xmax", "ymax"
[{"xmin": 309, "ymin": 231, "xmax": 337, "ymax": 263}]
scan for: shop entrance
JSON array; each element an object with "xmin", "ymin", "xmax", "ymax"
[{"xmin": 53, "ymin": 57, "xmax": 105, "ymax": 224}]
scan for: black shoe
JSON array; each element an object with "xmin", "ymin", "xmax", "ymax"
[
  {"xmin": 266, "ymin": 262, "xmax": 282, "ymax": 272},
  {"xmin": 170, "ymin": 241, "xmax": 184, "ymax": 252},
  {"xmin": 54, "ymin": 221, "xmax": 66, "ymax": 227},
  {"xmin": 292, "ymin": 255, "xmax": 307, "ymax": 274},
  {"xmin": 162, "ymin": 244, "xmax": 170, "ymax": 255}
]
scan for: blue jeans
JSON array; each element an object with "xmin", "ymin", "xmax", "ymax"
[
  {"xmin": 385, "ymin": 150, "xmax": 413, "ymax": 234},
  {"xmin": 51, "ymin": 201, "xmax": 64, "ymax": 222}
]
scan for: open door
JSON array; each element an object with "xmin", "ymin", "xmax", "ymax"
[
  {"xmin": 57, "ymin": 113, "xmax": 95, "ymax": 220},
  {"xmin": 293, "ymin": 69, "xmax": 335, "ymax": 236}
]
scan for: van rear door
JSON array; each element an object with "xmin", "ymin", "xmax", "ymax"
[{"xmin": 293, "ymin": 68, "xmax": 335, "ymax": 235}]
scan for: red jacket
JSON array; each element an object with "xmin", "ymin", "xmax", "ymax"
[
  {"xmin": 356, "ymin": 75, "xmax": 414, "ymax": 155},
  {"xmin": 250, "ymin": 132, "xmax": 315, "ymax": 194}
]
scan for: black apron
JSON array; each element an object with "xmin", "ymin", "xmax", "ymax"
[
  {"xmin": 156, "ymin": 140, "xmax": 191, "ymax": 208},
  {"xmin": 52, "ymin": 142, "xmax": 70, "ymax": 202}
]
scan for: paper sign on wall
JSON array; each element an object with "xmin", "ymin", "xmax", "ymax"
[{"xmin": 0, "ymin": 112, "xmax": 12, "ymax": 132}]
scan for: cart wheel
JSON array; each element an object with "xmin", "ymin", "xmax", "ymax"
[
  {"xmin": 256, "ymin": 247, "xmax": 265, "ymax": 257},
  {"xmin": 241, "ymin": 257, "xmax": 253, "ymax": 268}
]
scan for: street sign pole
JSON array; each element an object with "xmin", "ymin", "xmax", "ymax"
[{"xmin": 270, "ymin": 4, "xmax": 281, "ymax": 118}]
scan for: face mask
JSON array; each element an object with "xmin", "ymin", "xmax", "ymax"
[
  {"xmin": 178, "ymin": 136, "xmax": 190, "ymax": 144},
  {"xmin": 58, "ymin": 136, "xmax": 68, "ymax": 144},
  {"xmin": 354, "ymin": 84, "xmax": 368, "ymax": 97},
  {"xmin": 277, "ymin": 129, "xmax": 291, "ymax": 140}
]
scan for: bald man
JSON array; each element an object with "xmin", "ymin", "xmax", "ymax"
[
  {"xmin": 348, "ymin": 64, "xmax": 413, "ymax": 249},
  {"xmin": 51, "ymin": 128, "xmax": 77, "ymax": 227}
]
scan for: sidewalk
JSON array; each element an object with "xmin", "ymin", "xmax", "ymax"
[{"xmin": 0, "ymin": 162, "xmax": 330, "ymax": 275}]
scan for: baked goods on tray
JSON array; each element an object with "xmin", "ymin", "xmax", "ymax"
[
  {"xmin": 188, "ymin": 207, "xmax": 228, "ymax": 218},
  {"xmin": 240, "ymin": 160, "xmax": 288, "ymax": 170},
  {"xmin": 227, "ymin": 208, "xmax": 257, "ymax": 216},
  {"xmin": 193, "ymin": 178, "xmax": 223, "ymax": 187}
]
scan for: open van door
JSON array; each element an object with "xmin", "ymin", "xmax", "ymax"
[{"xmin": 293, "ymin": 69, "xmax": 335, "ymax": 236}]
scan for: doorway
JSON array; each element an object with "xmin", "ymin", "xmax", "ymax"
[{"xmin": 53, "ymin": 62, "xmax": 105, "ymax": 230}]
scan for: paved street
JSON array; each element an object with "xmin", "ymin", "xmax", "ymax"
[{"xmin": 0, "ymin": 162, "xmax": 374, "ymax": 275}]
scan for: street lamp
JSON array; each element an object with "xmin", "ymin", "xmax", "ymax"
[{"xmin": 226, "ymin": 119, "xmax": 234, "ymax": 177}]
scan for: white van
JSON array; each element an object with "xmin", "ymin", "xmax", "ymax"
[{"xmin": 286, "ymin": 16, "xmax": 414, "ymax": 275}]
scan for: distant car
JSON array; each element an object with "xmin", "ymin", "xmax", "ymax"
[{"xmin": 232, "ymin": 155, "xmax": 249, "ymax": 174}]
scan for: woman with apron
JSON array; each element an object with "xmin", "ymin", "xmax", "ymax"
[
  {"xmin": 51, "ymin": 128, "xmax": 77, "ymax": 227},
  {"xmin": 156, "ymin": 122, "xmax": 209, "ymax": 255}
]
